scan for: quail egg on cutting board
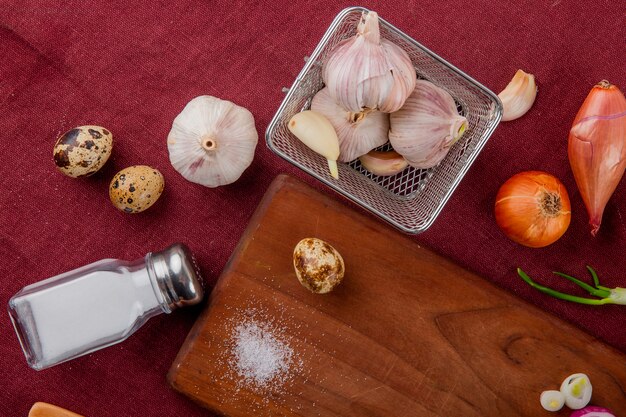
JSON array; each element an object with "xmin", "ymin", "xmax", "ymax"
[
  {"xmin": 53, "ymin": 125, "xmax": 113, "ymax": 177},
  {"xmin": 293, "ymin": 238, "xmax": 345, "ymax": 294},
  {"xmin": 109, "ymin": 166, "xmax": 164, "ymax": 213}
]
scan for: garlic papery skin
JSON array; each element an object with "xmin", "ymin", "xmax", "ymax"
[
  {"xmin": 311, "ymin": 87, "xmax": 389, "ymax": 162},
  {"xmin": 288, "ymin": 110, "xmax": 340, "ymax": 179},
  {"xmin": 322, "ymin": 11, "xmax": 416, "ymax": 113},
  {"xmin": 359, "ymin": 150, "xmax": 408, "ymax": 176},
  {"xmin": 498, "ymin": 69, "xmax": 537, "ymax": 121},
  {"xmin": 389, "ymin": 80, "xmax": 468, "ymax": 169},
  {"xmin": 167, "ymin": 96, "xmax": 258, "ymax": 188}
]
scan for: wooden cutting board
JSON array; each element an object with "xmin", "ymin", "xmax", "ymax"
[{"xmin": 168, "ymin": 174, "xmax": 626, "ymax": 416}]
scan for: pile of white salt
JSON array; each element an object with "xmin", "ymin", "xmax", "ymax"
[{"xmin": 224, "ymin": 308, "xmax": 303, "ymax": 394}]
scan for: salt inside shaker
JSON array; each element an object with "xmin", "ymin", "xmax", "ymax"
[{"xmin": 8, "ymin": 243, "xmax": 204, "ymax": 370}]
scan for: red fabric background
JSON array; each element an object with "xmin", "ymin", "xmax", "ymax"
[{"xmin": 1, "ymin": 0, "xmax": 624, "ymax": 415}]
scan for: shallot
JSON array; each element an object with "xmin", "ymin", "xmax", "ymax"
[{"xmin": 568, "ymin": 80, "xmax": 626, "ymax": 236}]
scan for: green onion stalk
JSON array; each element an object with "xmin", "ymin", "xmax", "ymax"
[{"xmin": 517, "ymin": 266, "xmax": 626, "ymax": 305}]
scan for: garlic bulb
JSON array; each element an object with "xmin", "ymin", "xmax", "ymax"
[
  {"xmin": 311, "ymin": 87, "xmax": 389, "ymax": 162},
  {"xmin": 389, "ymin": 80, "xmax": 468, "ymax": 169},
  {"xmin": 322, "ymin": 10, "xmax": 416, "ymax": 113},
  {"xmin": 498, "ymin": 69, "xmax": 537, "ymax": 121},
  {"xmin": 167, "ymin": 96, "xmax": 258, "ymax": 187}
]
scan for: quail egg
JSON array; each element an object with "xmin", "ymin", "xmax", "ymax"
[
  {"xmin": 53, "ymin": 125, "xmax": 113, "ymax": 177},
  {"xmin": 293, "ymin": 238, "xmax": 345, "ymax": 294},
  {"xmin": 109, "ymin": 166, "xmax": 164, "ymax": 213}
]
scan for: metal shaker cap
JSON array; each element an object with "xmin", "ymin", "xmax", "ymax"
[{"xmin": 146, "ymin": 243, "xmax": 204, "ymax": 312}]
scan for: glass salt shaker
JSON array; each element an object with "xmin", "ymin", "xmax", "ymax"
[{"xmin": 8, "ymin": 243, "xmax": 204, "ymax": 370}]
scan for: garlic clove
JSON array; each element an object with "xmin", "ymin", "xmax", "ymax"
[
  {"xmin": 389, "ymin": 80, "xmax": 468, "ymax": 169},
  {"xmin": 498, "ymin": 69, "xmax": 537, "ymax": 121},
  {"xmin": 359, "ymin": 150, "xmax": 408, "ymax": 176},
  {"xmin": 288, "ymin": 110, "xmax": 340, "ymax": 179},
  {"xmin": 322, "ymin": 11, "xmax": 416, "ymax": 113},
  {"xmin": 167, "ymin": 96, "xmax": 258, "ymax": 188},
  {"xmin": 311, "ymin": 87, "xmax": 389, "ymax": 162}
]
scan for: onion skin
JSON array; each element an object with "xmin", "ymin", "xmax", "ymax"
[
  {"xmin": 495, "ymin": 171, "xmax": 571, "ymax": 248},
  {"xmin": 568, "ymin": 80, "xmax": 626, "ymax": 236}
]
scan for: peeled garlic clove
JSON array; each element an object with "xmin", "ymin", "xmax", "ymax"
[
  {"xmin": 540, "ymin": 390, "xmax": 565, "ymax": 412},
  {"xmin": 322, "ymin": 11, "xmax": 416, "ymax": 113},
  {"xmin": 311, "ymin": 87, "xmax": 389, "ymax": 162},
  {"xmin": 389, "ymin": 80, "xmax": 468, "ymax": 169},
  {"xmin": 288, "ymin": 110, "xmax": 340, "ymax": 179},
  {"xmin": 359, "ymin": 150, "xmax": 408, "ymax": 176},
  {"xmin": 167, "ymin": 96, "xmax": 258, "ymax": 188},
  {"xmin": 560, "ymin": 373, "xmax": 592, "ymax": 410},
  {"xmin": 498, "ymin": 69, "xmax": 537, "ymax": 121}
]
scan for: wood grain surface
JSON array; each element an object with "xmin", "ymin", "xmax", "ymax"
[{"xmin": 168, "ymin": 174, "xmax": 626, "ymax": 416}]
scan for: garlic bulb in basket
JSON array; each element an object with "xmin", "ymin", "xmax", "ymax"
[
  {"xmin": 322, "ymin": 10, "xmax": 416, "ymax": 113},
  {"xmin": 167, "ymin": 96, "xmax": 258, "ymax": 187},
  {"xmin": 389, "ymin": 80, "xmax": 468, "ymax": 169},
  {"xmin": 311, "ymin": 87, "xmax": 389, "ymax": 162}
]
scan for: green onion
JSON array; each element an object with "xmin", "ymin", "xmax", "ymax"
[{"xmin": 517, "ymin": 266, "xmax": 626, "ymax": 305}]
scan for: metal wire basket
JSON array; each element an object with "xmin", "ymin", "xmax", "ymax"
[{"xmin": 266, "ymin": 6, "xmax": 502, "ymax": 234}]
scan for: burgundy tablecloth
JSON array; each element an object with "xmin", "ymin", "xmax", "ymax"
[{"xmin": 1, "ymin": 0, "xmax": 624, "ymax": 415}]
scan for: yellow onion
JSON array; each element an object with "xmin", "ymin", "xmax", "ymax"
[
  {"xmin": 568, "ymin": 80, "xmax": 626, "ymax": 236},
  {"xmin": 495, "ymin": 171, "xmax": 571, "ymax": 248}
]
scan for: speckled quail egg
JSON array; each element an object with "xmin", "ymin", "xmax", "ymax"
[
  {"xmin": 53, "ymin": 125, "xmax": 113, "ymax": 177},
  {"xmin": 293, "ymin": 238, "xmax": 345, "ymax": 294},
  {"xmin": 109, "ymin": 166, "xmax": 164, "ymax": 213}
]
